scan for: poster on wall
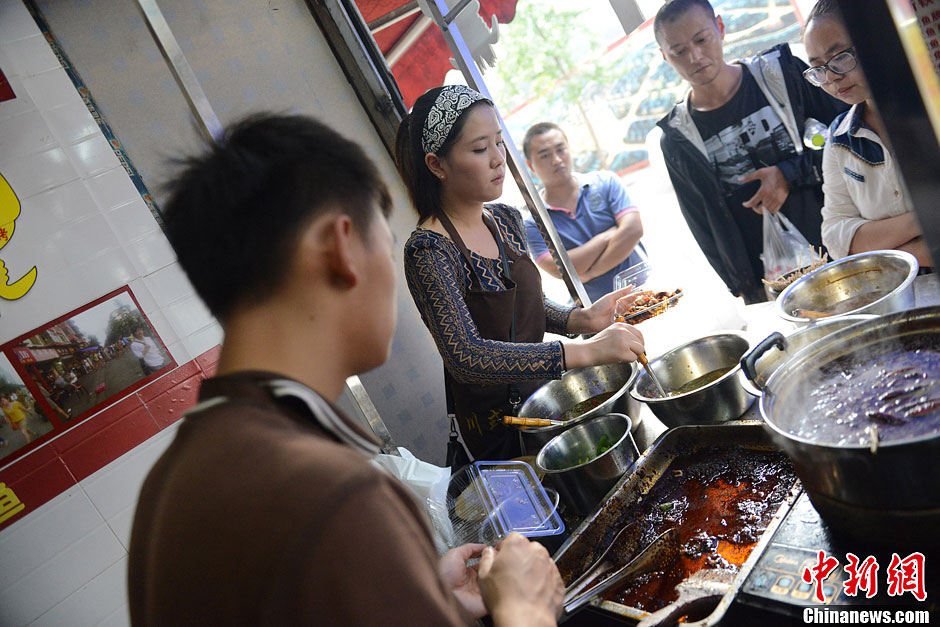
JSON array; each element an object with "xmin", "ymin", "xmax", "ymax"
[
  {"xmin": 0, "ymin": 286, "xmax": 175, "ymax": 464},
  {"xmin": 0, "ymin": 354, "xmax": 53, "ymax": 463}
]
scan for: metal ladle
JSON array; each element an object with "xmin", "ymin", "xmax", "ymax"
[{"xmin": 562, "ymin": 527, "xmax": 680, "ymax": 616}]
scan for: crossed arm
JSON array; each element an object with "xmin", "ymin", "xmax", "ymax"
[{"xmin": 535, "ymin": 211, "xmax": 643, "ymax": 282}]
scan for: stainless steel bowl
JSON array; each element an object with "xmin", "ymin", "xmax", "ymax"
[
  {"xmin": 630, "ymin": 332, "xmax": 753, "ymax": 427},
  {"xmin": 536, "ymin": 413, "xmax": 638, "ymax": 516},
  {"xmin": 739, "ymin": 314, "xmax": 877, "ymax": 396},
  {"xmin": 775, "ymin": 250, "xmax": 918, "ymax": 326},
  {"xmin": 516, "ymin": 363, "xmax": 640, "ymax": 454}
]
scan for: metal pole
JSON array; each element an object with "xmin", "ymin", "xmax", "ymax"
[
  {"xmin": 837, "ymin": 0, "xmax": 940, "ymax": 269},
  {"xmin": 135, "ymin": 0, "xmax": 224, "ymax": 144},
  {"xmin": 135, "ymin": 0, "xmax": 400, "ymax": 455},
  {"xmin": 420, "ymin": 0, "xmax": 592, "ymax": 307}
]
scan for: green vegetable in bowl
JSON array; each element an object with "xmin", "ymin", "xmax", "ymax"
[{"xmin": 596, "ymin": 434, "xmax": 612, "ymax": 456}]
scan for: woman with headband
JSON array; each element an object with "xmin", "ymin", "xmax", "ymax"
[{"xmin": 397, "ymin": 85, "xmax": 646, "ymax": 461}]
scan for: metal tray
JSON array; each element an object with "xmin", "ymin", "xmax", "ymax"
[{"xmin": 552, "ymin": 421, "xmax": 802, "ymax": 625}]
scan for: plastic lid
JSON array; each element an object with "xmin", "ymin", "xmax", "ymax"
[
  {"xmin": 445, "ymin": 461, "xmax": 564, "ymax": 544},
  {"xmin": 614, "ymin": 259, "xmax": 652, "ymax": 292}
]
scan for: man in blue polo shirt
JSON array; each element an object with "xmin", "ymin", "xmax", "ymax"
[{"xmin": 522, "ymin": 122, "xmax": 645, "ymax": 303}]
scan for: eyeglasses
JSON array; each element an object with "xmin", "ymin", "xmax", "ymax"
[{"xmin": 803, "ymin": 48, "xmax": 858, "ymax": 86}]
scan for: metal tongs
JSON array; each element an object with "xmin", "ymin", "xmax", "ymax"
[{"xmin": 562, "ymin": 525, "xmax": 680, "ymax": 616}]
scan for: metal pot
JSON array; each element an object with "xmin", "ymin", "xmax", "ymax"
[
  {"xmin": 775, "ymin": 250, "xmax": 917, "ymax": 326},
  {"xmin": 629, "ymin": 332, "xmax": 753, "ymax": 427},
  {"xmin": 749, "ymin": 306, "xmax": 940, "ymax": 545},
  {"xmin": 739, "ymin": 314, "xmax": 877, "ymax": 396},
  {"xmin": 536, "ymin": 413, "xmax": 639, "ymax": 516},
  {"xmin": 516, "ymin": 363, "xmax": 640, "ymax": 455}
]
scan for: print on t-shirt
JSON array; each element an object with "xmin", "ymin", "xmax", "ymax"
[{"xmin": 703, "ymin": 105, "xmax": 796, "ymax": 196}]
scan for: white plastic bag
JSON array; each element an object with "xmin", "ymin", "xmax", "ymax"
[
  {"xmin": 371, "ymin": 448, "xmax": 454, "ymax": 553},
  {"xmin": 761, "ymin": 212, "xmax": 814, "ymax": 280}
]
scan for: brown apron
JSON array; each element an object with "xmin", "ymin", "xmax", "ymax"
[{"xmin": 439, "ymin": 209, "xmax": 549, "ymax": 461}]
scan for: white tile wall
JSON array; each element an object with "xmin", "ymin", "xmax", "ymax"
[
  {"xmin": 0, "ymin": 147, "xmax": 77, "ymax": 198},
  {"xmin": 32, "ymin": 558, "xmax": 130, "ymax": 627},
  {"xmin": 64, "ymin": 135, "xmax": 122, "ymax": 178},
  {"xmin": 0, "ymin": 491, "xmax": 124, "ymax": 626},
  {"xmin": 0, "ymin": 110, "xmax": 55, "ymax": 156},
  {"xmin": 41, "ymin": 101, "xmax": 99, "ymax": 146},
  {"xmin": 80, "ymin": 425, "xmax": 179, "ymax": 550},
  {"xmin": 0, "ymin": 0, "xmax": 38, "ymax": 44},
  {"xmin": 0, "ymin": 4, "xmax": 220, "ymax": 624},
  {"xmin": 0, "ymin": 34, "xmax": 62, "ymax": 76},
  {"xmin": 0, "ymin": 424, "xmax": 179, "ymax": 627}
]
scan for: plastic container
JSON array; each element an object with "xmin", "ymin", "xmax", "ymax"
[
  {"xmin": 429, "ymin": 461, "xmax": 564, "ymax": 550},
  {"xmin": 613, "ymin": 259, "xmax": 652, "ymax": 292}
]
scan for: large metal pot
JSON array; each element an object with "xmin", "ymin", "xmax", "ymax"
[
  {"xmin": 629, "ymin": 332, "xmax": 753, "ymax": 427},
  {"xmin": 516, "ymin": 363, "xmax": 640, "ymax": 455},
  {"xmin": 775, "ymin": 250, "xmax": 917, "ymax": 326},
  {"xmin": 747, "ymin": 306, "xmax": 940, "ymax": 545},
  {"xmin": 535, "ymin": 413, "xmax": 639, "ymax": 516},
  {"xmin": 740, "ymin": 314, "xmax": 877, "ymax": 396}
]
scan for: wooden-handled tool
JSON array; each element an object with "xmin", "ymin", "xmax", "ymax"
[
  {"xmin": 794, "ymin": 308, "xmax": 833, "ymax": 319},
  {"xmin": 503, "ymin": 415, "xmax": 565, "ymax": 427}
]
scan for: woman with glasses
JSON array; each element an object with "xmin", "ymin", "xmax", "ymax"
[{"xmin": 803, "ymin": 0, "xmax": 933, "ymax": 267}]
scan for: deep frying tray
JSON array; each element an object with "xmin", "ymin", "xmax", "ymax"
[{"xmin": 552, "ymin": 422, "xmax": 801, "ymax": 624}]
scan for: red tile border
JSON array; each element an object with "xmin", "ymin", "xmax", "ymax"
[
  {"xmin": 136, "ymin": 360, "xmax": 202, "ymax": 403},
  {"xmin": 0, "ymin": 444, "xmax": 59, "ymax": 485},
  {"xmin": 60, "ymin": 406, "xmax": 160, "ymax": 482},
  {"xmin": 0, "ymin": 458, "xmax": 75, "ymax": 532},
  {"xmin": 195, "ymin": 345, "xmax": 221, "ymax": 375},
  {"xmin": 146, "ymin": 376, "xmax": 203, "ymax": 430},
  {"xmin": 50, "ymin": 394, "xmax": 146, "ymax": 455},
  {"xmin": 0, "ymin": 345, "xmax": 220, "ymax": 533}
]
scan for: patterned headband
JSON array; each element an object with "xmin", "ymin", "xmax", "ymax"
[{"xmin": 421, "ymin": 85, "xmax": 488, "ymax": 155}]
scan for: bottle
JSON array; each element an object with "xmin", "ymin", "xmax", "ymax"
[{"xmin": 803, "ymin": 118, "xmax": 829, "ymax": 150}]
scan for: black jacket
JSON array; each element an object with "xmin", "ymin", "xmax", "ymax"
[{"xmin": 658, "ymin": 44, "xmax": 848, "ymax": 302}]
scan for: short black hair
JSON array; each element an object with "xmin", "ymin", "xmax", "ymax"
[
  {"xmin": 653, "ymin": 0, "xmax": 717, "ymax": 44},
  {"xmin": 522, "ymin": 122, "xmax": 566, "ymax": 161},
  {"xmin": 395, "ymin": 87, "xmax": 493, "ymax": 225},
  {"xmin": 163, "ymin": 114, "xmax": 392, "ymax": 323}
]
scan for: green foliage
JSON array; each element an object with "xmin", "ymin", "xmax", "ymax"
[
  {"xmin": 104, "ymin": 306, "xmax": 147, "ymax": 347},
  {"xmin": 494, "ymin": 2, "xmax": 614, "ymax": 111}
]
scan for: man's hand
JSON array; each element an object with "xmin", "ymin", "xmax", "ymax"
[
  {"xmin": 740, "ymin": 166, "xmax": 789, "ymax": 214},
  {"xmin": 478, "ymin": 533, "xmax": 564, "ymax": 626},
  {"xmin": 438, "ymin": 544, "xmax": 488, "ymax": 618}
]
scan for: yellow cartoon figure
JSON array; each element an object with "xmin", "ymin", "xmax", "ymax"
[{"xmin": 0, "ymin": 172, "xmax": 37, "ymax": 300}]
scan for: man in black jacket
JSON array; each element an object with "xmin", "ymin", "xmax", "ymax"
[{"xmin": 655, "ymin": 0, "xmax": 846, "ymax": 303}]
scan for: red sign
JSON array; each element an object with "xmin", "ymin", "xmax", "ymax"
[{"xmin": 0, "ymin": 67, "xmax": 14, "ymax": 103}]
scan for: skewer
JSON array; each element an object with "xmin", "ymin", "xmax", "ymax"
[
  {"xmin": 639, "ymin": 353, "xmax": 669, "ymax": 398},
  {"xmin": 503, "ymin": 415, "xmax": 565, "ymax": 427},
  {"xmin": 794, "ymin": 308, "xmax": 834, "ymax": 319}
]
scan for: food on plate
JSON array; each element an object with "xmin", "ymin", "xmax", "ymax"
[
  {"xmin": 762, "ymin": 248, "xmax": 829, "ymax": 292},
  {"xmin": 615, "ymin": 289, "xmax": 683, "ymax": 325}
]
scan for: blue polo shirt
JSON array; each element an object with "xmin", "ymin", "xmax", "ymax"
[{"xmin": 524, "ymin": 170, "xmax": 643, "ymax": 302}]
